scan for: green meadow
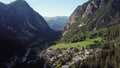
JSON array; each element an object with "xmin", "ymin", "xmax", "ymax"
[{"xmin": 50, "ymin": 37, "xmax": 103, "ymax": 50}]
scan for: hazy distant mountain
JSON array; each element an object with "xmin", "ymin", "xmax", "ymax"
[{"xmin": 44, "ymin": 16, "xmax": 69, "ymax": 31}]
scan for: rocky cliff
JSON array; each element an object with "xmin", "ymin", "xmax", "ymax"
[{"xmin": 62, "ymin": 0, "xmax": 120, "ymax": 42}]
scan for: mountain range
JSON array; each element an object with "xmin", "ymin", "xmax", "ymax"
[{"xmin": 44, "ymin": 16, "xmax": 69, "ymax": 31}]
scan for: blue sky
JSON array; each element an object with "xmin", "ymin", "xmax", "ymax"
[{"xmin": 0, "ymin": 0, "xmax": 88, "ymax": 17}]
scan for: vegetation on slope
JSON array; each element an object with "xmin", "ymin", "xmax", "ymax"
[
  {"xmin": 50, "ymin": 37, "xmax": 103, "ymax": 50},
  {"xmin": 79, "ymin": 38, "xmax": 120, "ymax": 68}
]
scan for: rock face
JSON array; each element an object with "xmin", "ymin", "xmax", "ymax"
[
  {"xmin": 63, "ymin": 0, "xmax": 120, "ymax": 36},
  {"xmin": 0, "ymin": 0, "xmax": 59, "ymax": 67},
  {"xmin": 64, "ymin": 0, "xmax": 102, "ymax": 31},
  {"xmin": 62, "ymin": 0, "xmax": 120, "ymax": 42}
]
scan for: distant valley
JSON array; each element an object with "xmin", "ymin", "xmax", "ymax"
[{"xmin": 44, "ymin": 16, "xmax": 69, "ymax": 31}]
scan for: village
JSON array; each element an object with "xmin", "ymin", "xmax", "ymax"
[{"xmin": 39, "ymin": 47, "xmax": 102, "ymax": 68}]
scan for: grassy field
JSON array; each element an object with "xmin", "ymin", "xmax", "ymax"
[{"xmin": 50, "ymin": 37, "xmax": 103, "ymax": 50}]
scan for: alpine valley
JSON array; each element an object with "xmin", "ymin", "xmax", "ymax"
[{"xmin": 0, "ymin": 0, "xmax": 120, "ymax": 68}]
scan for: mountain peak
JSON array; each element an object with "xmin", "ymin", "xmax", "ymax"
[
  {"xmin": 15, "ymin": 0, "xmax": 26, "ymax": 2},
  {"xmin": 0, "ymin": 0, "xmax": 59, "ymax": 42},
  {"xmin": 9, "ymin": 0, "xmax": 28, "ymax": 7},
  {"xmin": 6, "ymin": 0, "xmax": 32, "ymax": 15}
]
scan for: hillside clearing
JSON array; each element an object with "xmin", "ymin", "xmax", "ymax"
[{"xmin": 50, "ymin": 37, "xmax": 103, "ymax": 50}]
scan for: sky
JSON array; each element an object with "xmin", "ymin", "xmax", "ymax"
[{"xmin": 0, "ymin": 0, "xmax": 88, "ymax": 17}]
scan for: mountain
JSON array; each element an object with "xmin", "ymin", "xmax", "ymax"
[
  {"xmin": 0, "ymin": 0, "xmax": 58, "ymax": 43},
  {"xmin": 44, "ymin": 16, "xmax": 69, "ymax": 31},
  {"xmin": 47, "ymin": 0, "xmax": 120, "ymax": 68},
  {"xmin": 62, "ymin": 0, "xmax": 120, "ymax": 42},
  {"xmin": 0, "ymin": 0, "xmax": 59, "ymax": 67}
]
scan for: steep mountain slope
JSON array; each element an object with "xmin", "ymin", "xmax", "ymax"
[
  {"xmin": 0, "ymin": 0, "xmax": 59, "ymax": 67},
  {"xmin": 44, "ymin": 16, "xmax": 69, "ymax": 31},
  {"xmin": 0, "ymin": 0, "xmax": 58, "ymax": 43},
  {"xmin": 0, "ymin": 24, "xmax": 26, "ymax": 68},
  {"xmin": 62, "ymin": 0, "xmax": 120, "ymax": 42}
]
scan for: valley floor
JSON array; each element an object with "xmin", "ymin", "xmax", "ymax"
[
  {"xmin": 41, "ymin": 47, "xmax": 102, "ymax": 68},
  {"xmin": 39, "ymin": 37, "xmax": 104, "ymax": 68}
]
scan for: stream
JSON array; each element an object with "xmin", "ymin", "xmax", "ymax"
[
  {"xmin": 44, "ymin": 60, "xmax": 47, "ymax": 68},
  {"xmin": 21, "ymin": 48, "xmax": 31, "ymax": 62}
]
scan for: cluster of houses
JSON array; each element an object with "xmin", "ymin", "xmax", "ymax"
[
  {"xmin": 39, "ymin": 47, "xmax": 102, "ymax": 68},
  {"xmin": 62, "ymin": 48, "xmax": 102, "ymax": 68}
]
